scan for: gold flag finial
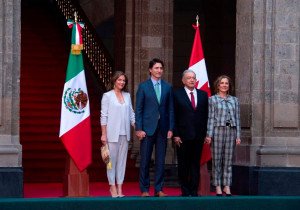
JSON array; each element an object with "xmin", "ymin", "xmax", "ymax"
[
  {"xmin": 196, "ymin": 15, "xmax": 199, "ymax": 27},
  {"xmin": 71, "ymin": 11, "xmax": 84, "ymax": 55},
  {"xmin": 74, "ymin": 11, "xmax": 78, "ymax": 23}
]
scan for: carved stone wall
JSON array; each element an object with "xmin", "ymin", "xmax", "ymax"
[
  {"xmin": 125, "ymin": 0, "xmax": 173, "ymax": 91},
  {"xmin": 0, "ymin": 0, "xmax": 23, "ymax": 197},
  {"xmin": 234, "ymin": 0, "xmax": 300, "ymax": 195},
  {"xmin": 236, "ymin": 0, "xmax": 300, "ymax": 167}
]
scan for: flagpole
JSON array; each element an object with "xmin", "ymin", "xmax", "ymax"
[
  {"xmin": 190, "ymin": 15, "xmax": 212, "ymax": 196},
  {"xmin": 62, "ymin": 12, "xmax": 90, "ymax": 197},
  {"xmin": 74, "ymin": 11, "xmax": 77, "ymax": 23}
]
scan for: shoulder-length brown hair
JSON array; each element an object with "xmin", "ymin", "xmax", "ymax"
[
  {"xmin": 107, "ymin": 71, "xmax": 129, "ymax": 92},
  {"xmin": 213, "ymin": 75, "xmax": 234, "ymax": 95}
]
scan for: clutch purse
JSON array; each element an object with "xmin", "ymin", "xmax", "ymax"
[{"xmin": 100, "ymin": 144, "xmax": 112, "ymax": 169}]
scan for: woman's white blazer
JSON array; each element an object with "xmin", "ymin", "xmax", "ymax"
[{"xmin": 100, "ymin": 90, "xmax": 135, "ymax": 142}]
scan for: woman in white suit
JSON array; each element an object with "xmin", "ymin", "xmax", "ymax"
[{"xmin": 100, "ymin": 71, "xmax": 135, "ymax": 197}]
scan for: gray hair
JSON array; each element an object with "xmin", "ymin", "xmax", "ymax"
[{"xmin": 182, "ymin": 69, "xmax": 196, "ymax": 78}]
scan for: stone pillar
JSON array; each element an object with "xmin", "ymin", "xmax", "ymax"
[
  {"xmin": 0, "ymin": 0, "xmax": 23, "ymax": 197},
  {"xmin": 234, "ymin": 0, "xmax": 300, "ymax": 195},
  {"xmin": 125, "ymin": 0, "xmax": 173, "ymax": 88},
  {"xmin": 125, "ymin": 0, "xmax": 175, "ymax": 182}
]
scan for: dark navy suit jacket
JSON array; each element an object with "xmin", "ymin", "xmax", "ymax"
[
  {"xmin": 135, "ymin": 79, "xmax": 174, "ymax": 137},
  {"xmin": 173, "ymin": 87, "xmax": 208, "ymax": 141}
]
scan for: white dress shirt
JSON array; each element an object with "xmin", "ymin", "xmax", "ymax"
[{"xmin": 184, "ymin": 86, "xmax": 197, "ymax": 107}]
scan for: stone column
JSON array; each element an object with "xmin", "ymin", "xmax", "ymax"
[
  {"xmin": 125, "ymin": 0, "xmax": 175, "ymax": 181},
  {"xmin": 234, "ymin": 0, "xmax": 300, "ymax": 195},
  {"xmin": 0, "ymin": 0, "xmax": 23, "ymax": 197},
  {"xmin": 125, "ymin": 0, "xmax": 173, "ymax": 88}
]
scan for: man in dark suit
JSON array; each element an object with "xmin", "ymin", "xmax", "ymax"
[
  {"xmin": 173, "ymin": 69, "xmax": 208, "ymax": 196},
  {"xmin": 135, "ymin": 58, "xmax": 174, "ymax": 197}
]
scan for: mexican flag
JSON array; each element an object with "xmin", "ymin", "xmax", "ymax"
[
  {"xmin": 59, "ymin": 20, "xmax": 92, "ymax": 171},
  {"xmin": 188, "ymin": 22, "xmax": 211, "ymax": 165}
]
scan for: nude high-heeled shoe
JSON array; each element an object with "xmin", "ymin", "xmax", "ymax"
[
  {"xmin": 110, "ymin": 185, "xmax": 118, "ymax": 198},
  {"xmin": 117, "ymin": 184, "xmax": 125, "ymax": 197}
]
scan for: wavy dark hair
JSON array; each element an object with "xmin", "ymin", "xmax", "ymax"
[
  {"xmin": 148, "ymin": 58, "xmax": 164, "ymax": 69},
  {"xmin": 107, "ymin": 71, "xmax": 129, "ymax": 92},
  {"xmin": 148, "ymin": 58, "xmax": 164, "ymax": 76},
  {"xmin": 213, "ymin": 75, "xmax": 234, "ymax": 95}
]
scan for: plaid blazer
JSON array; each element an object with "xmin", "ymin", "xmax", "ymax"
[{"xmin": 207, "ymin": 94, "xmax": 241, "ymax": 138}]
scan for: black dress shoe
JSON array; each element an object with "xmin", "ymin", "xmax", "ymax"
[
  {"xmin": 216, "ymin": 194, "xmax": 222, "ymax": 196},
  {"xmin": 225, "ymin": 193, "xmax": 232, "ymax": 197}
]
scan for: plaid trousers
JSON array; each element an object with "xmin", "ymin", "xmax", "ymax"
[{"xmin": 211, "ymin": 126, "xmax": 236, "ymax": 187}]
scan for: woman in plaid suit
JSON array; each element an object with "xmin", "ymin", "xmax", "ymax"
[{"xmin": 205, "ymin": 75, "xmax": 241, "ymax": 196}]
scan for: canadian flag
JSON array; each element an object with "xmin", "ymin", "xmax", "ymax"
[{"xmin": 188, "ymin": 23, "xmax": 211, "ymax": 165}]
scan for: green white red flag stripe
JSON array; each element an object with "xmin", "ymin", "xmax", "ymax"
[
  {"xmin": 59, "ymin": 21, "xmax": 91, "ymax": 171},
  {"xmin": 67, "ymin": 19, "xmax": 84, "ymax": 45},
  {"xmin": 188, "ymin": 24, "xmax": 211, "ymax": 165}
]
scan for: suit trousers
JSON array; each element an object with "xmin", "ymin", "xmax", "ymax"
[
  {"xmin": 139, "ymin": 125, "xmax": 167, "ymax": 193},
  {"xmin": 211, "ymin": 126, "xmax": 236, "ymax": 187},
  {"xmin": 177, "ymin": 139, "xmax": 202, "ymax": 196},
  {"xmin": 107, "ymin": 135, "xmax": 128, "ymax": 185}
]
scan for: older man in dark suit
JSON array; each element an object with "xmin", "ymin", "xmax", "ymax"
[
  {"xmin": 173, "ymin": 69, "xmax": 208, "ymax": 196},
  {"xmin": 135, "ymin": 58, "xmax": 174, "ymax": 197}
]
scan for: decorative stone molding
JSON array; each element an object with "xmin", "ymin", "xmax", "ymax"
[{"xmin": 235, "ymin": 0, "xmax": 300, "ymax": 167}]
